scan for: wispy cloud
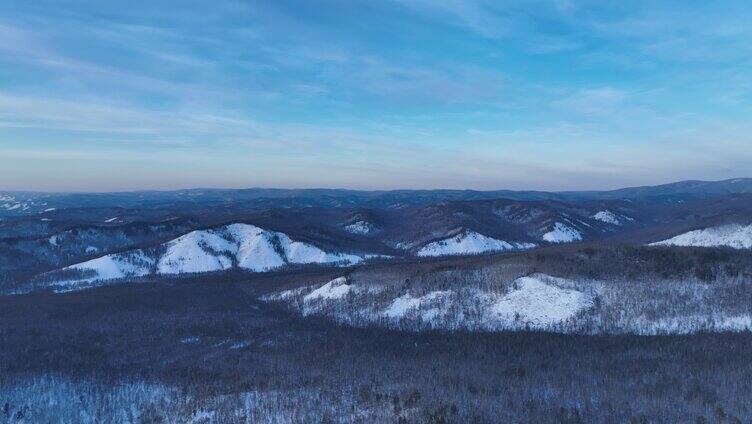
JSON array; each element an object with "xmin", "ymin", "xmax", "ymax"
[{"xmin": 1, "ymin": 0, "xmax": 751, "ymax": 190}]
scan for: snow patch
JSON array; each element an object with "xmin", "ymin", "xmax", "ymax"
[
  {"xmin": 303, "ymin": 277, "xmax": 351, "ymax": 302},
  {"xmin": 592, "ymin": 210, "xmax": 621, "ymax": 225},
  {"xmin": 488, "ymin": 275, "xmax": 594, "ymax": 329},
  {"xmin": 229, "ymin": 341, "xmax": 251, "ymax": 350},
  {"xmin": 261, "ymin": 286, "xmax": 307, "ymax": 302},
  {"xmin": 344, "ymin": 221, "xmax": 375, "ymax": 235},
  {"xmin": 382, "ymin": 291, "xmax": 451, "ymax": 322},
  {"xmin": 383, "ymin": 294, "xmax": 422, "ymax": 319},
  {"xmin": 542, "ymin": 223, "xmax": 582, "ymax": 243}
]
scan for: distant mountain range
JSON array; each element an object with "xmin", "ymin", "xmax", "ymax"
[
  {"xmin": 2, "ymin": 177, "xmax": 752, "ymax": 293},
  {"xmin": 2, "ymin": 178, "xmax": 752, "ymax": 217}
]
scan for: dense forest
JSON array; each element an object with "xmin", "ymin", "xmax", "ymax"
[{"xmin": 1, "ymin": 264, "xmax": 752, "ymax": 422}]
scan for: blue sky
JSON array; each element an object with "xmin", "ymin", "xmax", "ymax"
[{"xmin": 1, "ymin": 0, "xmax": 751, "ymax": 191}]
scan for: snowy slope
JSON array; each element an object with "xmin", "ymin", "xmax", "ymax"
[
  {"xmin": 157, "ymin": 229, "xmax": 236, "ymax": 274},
  {"xmin": 417, "ymin": 231, "xmax": 535, "ymax": 257},
  {"xmin": 650, "ymin": 224, "xmax": 752, "ymax": 249},
  {"xmin": 65, "ymin": 250, "xmax": 154, "ymax": 285},
  {"xmin": 266, "ymin": 272, "xmax": 752, "ymax": 335},
  {"xmin": 304, "ymin": 277, "xmax": 352, "ymax": 302},
  {"xmin": 542, "ymin": 222, "xmax": 582, "ymax": 243},
  {"xmin": 277, "ymin": 277, "xmax": 357, "ymax": 316},
  {"xmin": 267, "ymin": 273, "xmax": 594, "ymax": 333},
  {"xmin": 487, "ymin": 275, "xmax": 594, "ymax": 329},
  {"xmin": 592, "ymin": 210, "xmax": 621, "ymax": 225},
  {"xmin": 379, "ymin": 276, "xmax": 593, "ymax": 330},
  {"xmin": 53, "ymin": 223, "xmax": 369, "ymax": 288},
  {"xmin": 383, "ymin": 294, "xmax": 423, "ymax": 319},
  {"xmin": 382, "ymin": 291, "xmax": 451, "ymax": 322}
]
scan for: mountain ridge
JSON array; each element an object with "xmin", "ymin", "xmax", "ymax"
[{"xmin": 3, "ymin": 178, "xmax": 751, "ymax": 217}]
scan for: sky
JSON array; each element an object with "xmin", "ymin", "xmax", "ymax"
[{"xmin": 1, "ymin": 0, "xmax": 751, "ymax": 192}]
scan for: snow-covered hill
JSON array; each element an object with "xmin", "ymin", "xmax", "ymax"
[
  {"xmin": 651, "ymin": 224, "xmax": 752, "ymax": 249},
  {"xmin": 416, "ymin": 231, "xmax": 535, "ymax": 257},
  {"xmin": 265, "ymin": 274, "xmax": 596, "ymax": 333},
  {"xmin": 50, "ymin": 223, "xmax": 369, "ymax": 290},
  {"xmin": 264, "ymin": 272, "xmax": 752, "ymax": 335},
  {"xmin": 592, "ymin": 210, "xmax": 620, "ymax": 225},
  {"xmin": 542, "ymin": 222, "xmax": 582, "ymax": 243},
  {"xmin": 67, "ymin": 250, "xmax": 154, "ymax": 283}
]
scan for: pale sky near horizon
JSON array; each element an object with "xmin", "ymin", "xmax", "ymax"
[{"xmin": 1, "ymin": 0, "xmax": 751, "ymax": 192}]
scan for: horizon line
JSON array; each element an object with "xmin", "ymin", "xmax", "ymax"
[{"xmin": 1, "ymin": 177, "xmax": 749, "ymax": 196}]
